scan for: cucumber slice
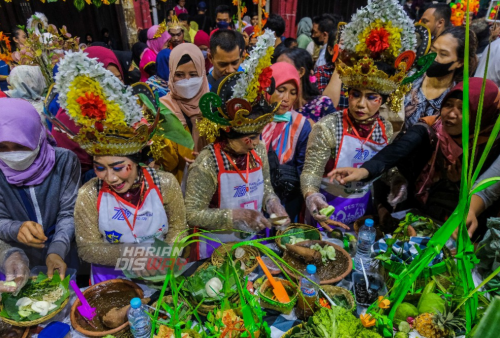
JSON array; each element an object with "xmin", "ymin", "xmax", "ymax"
[{"xmin": 319, "ymin": 206, "xmax": 335, "ymax": 217}]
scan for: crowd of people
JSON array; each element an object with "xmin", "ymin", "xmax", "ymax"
[{"xmin": 0, "ymin": 0, "xmax": 499, "ymax": 295}]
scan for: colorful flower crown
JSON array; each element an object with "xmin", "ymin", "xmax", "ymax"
[
  {"xmin": 198, "ymin": 29, "xmax": 278, "ymax": 141},
  {"xmin": 337, "ymin": 0, "xmax": 418, "ymax": 110},
  {"xmin": 50, "ymin": 51, "xmax": 158, "ymax": 156}
]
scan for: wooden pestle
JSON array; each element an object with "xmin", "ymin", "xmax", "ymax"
[{"xmin": 102, "ymin": 297, "xmax": 150, "ymax": 329}]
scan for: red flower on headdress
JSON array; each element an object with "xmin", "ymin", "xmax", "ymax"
[
  {"xmin": 258, "ymin": 66, "xmax": 273, "ymax": 91},
  {"xmin": 77, "ymin": 92, "xmax": 107, "ymax": 121},
  {"xmin": 366, "ymin": 27, "xmax": 390, "ymax": 54}
]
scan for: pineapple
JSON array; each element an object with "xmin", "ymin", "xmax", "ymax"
[{"xmin": 414, "ymin": 309, "xmax": 466, "ymax": 338}]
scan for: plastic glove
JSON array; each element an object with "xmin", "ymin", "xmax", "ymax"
[
  {"xmin": 1, "ymin": 250, "xmax": 30, "ymax": 296},
  {"xmin": 387, "ymin": 174, "xmax": 408, "ymax": 208},
  {"xmin": 266, "ymin": 198, "xmax": 291, "ymax": 228},
  {"xmin": 305, "ymin": 193, "xmax": 329, "ymax": 222},
  {"xmin": 232, "ymin": 209, "xmax": 272, "ymax": 233}
]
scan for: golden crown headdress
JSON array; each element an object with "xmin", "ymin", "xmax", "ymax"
[
  {"xmin": 167, "ymin": 15, "xmax": 183, "ymax": 31},
  {"xmin": 47, "ymin": 51, "xmax": 159, "ymax": 156},
  {"xmin": 335, "ymin": 0, "xmax": 426, "ymax": 111},
  {"xmin": 197, "ymin": 29, "xmax": 279, "ymax": 142}
]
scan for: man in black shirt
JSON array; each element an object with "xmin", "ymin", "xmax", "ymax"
[{"xmin": 207, "ymin": 29, "xmax": 244, "ymax": 90}]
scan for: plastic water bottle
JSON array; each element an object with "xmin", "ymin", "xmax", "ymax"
[
  {"xmin": 296, "ymin": 264, "xmax": 320, "ymax": 320},
  {"xmin": 128, "ymin": 298, "xmax": 151, "ymax": 338},
  {"xmin": 354, "ymin": 218, "xmax": 377, "ymax": 271}
]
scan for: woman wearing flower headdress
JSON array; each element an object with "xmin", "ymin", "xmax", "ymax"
[
  {"xmin": 49, "ymin": 51, "xmax": 187, "ymax": 284},
  {"xmin": 185, "ymin": 30, "xmax": 290, "ymax": 260},
  {"xmin": 140, "ymin": 23, "xmax": 171, "ymax": 82},
  {"xmin": 301, "ymin": 0, "xmax": 417, "ymax": 228},
  {"xmin": 52, "ymin": 46, "xmax": 127, "ymax": 180},
  {"xmin": 330, "ymin": 78, "xmax": 500, "ymax": 229}
]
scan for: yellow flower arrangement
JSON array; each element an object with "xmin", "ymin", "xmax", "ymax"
[
  {"xmin": 244, "ymin": 46, "xmax": 273, "ymax": 103},
  {"xmin": 66, "ymin": 76, "xmax": 126, "ymax": 127},
  {"xmin": 356, "ymin": 19, "xmax": 402, "ymax": 59}
]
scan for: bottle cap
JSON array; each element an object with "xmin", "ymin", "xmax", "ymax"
[
  {"xmin": 130, "ymin": 297, "xmax": 142, "ymax": 309},
  {"xmin": 364, "ymin": 219, "xmax": 374, "ymax": 227},
  {"xmin": 306, "ymin": 265, "xmax": 317, "ymax": 274}
]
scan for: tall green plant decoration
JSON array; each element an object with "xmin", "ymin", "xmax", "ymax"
[
  {"xmin": 149, "ymin": 229, "xmax": 317, "ymax": 338},
  {"xmin": 368, "ymin": 2, "xmax": 500, "ymax": 336}
]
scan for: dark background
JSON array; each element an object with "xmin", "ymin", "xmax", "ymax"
[{"xmin": 0, "ymin": 0, "xmax": 367, "ymax": 50}]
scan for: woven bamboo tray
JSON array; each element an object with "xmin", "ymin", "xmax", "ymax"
[
  {"xmin": 276, "ymin": 224, "xmax": 322, "ymax": 251},
  {"xmin": 258, "ymin": 277, "xmax": 298, "ymax": 315},
  {"xmin": 188, "ymin": 262, "xmax": 241, "ymax": 316},
  {"xmin": 0, "ymin": 275, "xmax": 71, "ymax": 328},
  {"xmin": 211, "ymin": 242, "xmax": 260, "ymax": 276},
  {"xmin": 280, "ymin": 323, "xmax": 304, "ymax": 338}
]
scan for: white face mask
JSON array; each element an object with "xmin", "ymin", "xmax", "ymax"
[
  {"xmin": 0, "ymin": 143, "xmax": 40, "ymax": 171},
  {"xmin": 201, "ymin": 50, "xmax": 208, "ymax": 59},
  {"xmin": 174, "ymin": 77, "xmax": 203, "ymax": 99}
]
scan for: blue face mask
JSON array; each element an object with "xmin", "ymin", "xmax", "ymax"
[
  {"xmin": 201, "ymin": 50, "xmax": 208, "ymax": 59},
  {"xmin": 273, "ymin": 111, "xmax": 292, "ymax": 123}
]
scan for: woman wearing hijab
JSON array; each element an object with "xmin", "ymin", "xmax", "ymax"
[
  {"xmin": 160, "ymin": 43, "xmax": 209, "ymax": 153},
  {"xmin": 296, "ymin": 17, "xmax": 313, "ymax": 51},
  {"xmin": 132, "ymin": 42, "xmax": 147, "ymax": 68},
  {"xmin": 113, "ymin": 50, "xmax": 140, "ymax": 85},
  {"xmin": 2, "ymin": 65, "xmax": 47, "ymax": 115},
  {"xmin": 0, "ymin": 98, "xmax": 80, "ymax": 280},
  {"xmin": 140, "ymin": 24, "xmax": 171, "ymax": 82},
  {"xmin": 277, "ymin": 48, "xmax": 336, "ymax": 123},
  {"xmin": 262, "ymin": 62, "xmax": 312, "ymax": 222},
  {"xmin": 193, "ymin": 30, "xmax": 212, "ymax": 74},
  {"xmin": 243, "ymin": 25, "xmax": 257, "ymax": 52},
  {"xmin": 52, "ymin": 46, "xmax": 125, "ymax": 179},
  {"xmin": 146, "ymin": 49, "xmax": 171, "ymax": 98},
  {"xmin": 330, "ymin": 78, "xmax": 500, "ymax": 224}
]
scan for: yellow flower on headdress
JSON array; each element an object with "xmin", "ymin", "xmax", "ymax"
[
  {"xmin": 244, "ymin": 46, "xmax": 273, "ymax": 103},
  {"xmin": 357, "ymin": 19, "xmax": 402, "ymax": 59},
  {"xmin": 66, "ymin": 76, "xmax": 126, "ymax": 127}
]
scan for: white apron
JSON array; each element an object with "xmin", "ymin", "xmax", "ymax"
[
  {"xmin": 91, "ymin": 168, "xmax": 169, "ymax": 284},
  {"xmin": 320, "ymin": 110, "xmax": 388, "ymax": 226},
  {"xmin": 196, "ymin": 143, "xmax": 265, "ymax": 260}
]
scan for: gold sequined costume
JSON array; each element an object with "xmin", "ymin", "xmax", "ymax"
[
  {"xmin": 75, "ymin": 170, "xmax": 187, "ymax": 266},
  {"xmin": 301, "ymin": 113, "xmax": 394, "ymax": 196},
  {"xmin": 185, "ymin": 142, "xmax": 277, "ymax": 230}
]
